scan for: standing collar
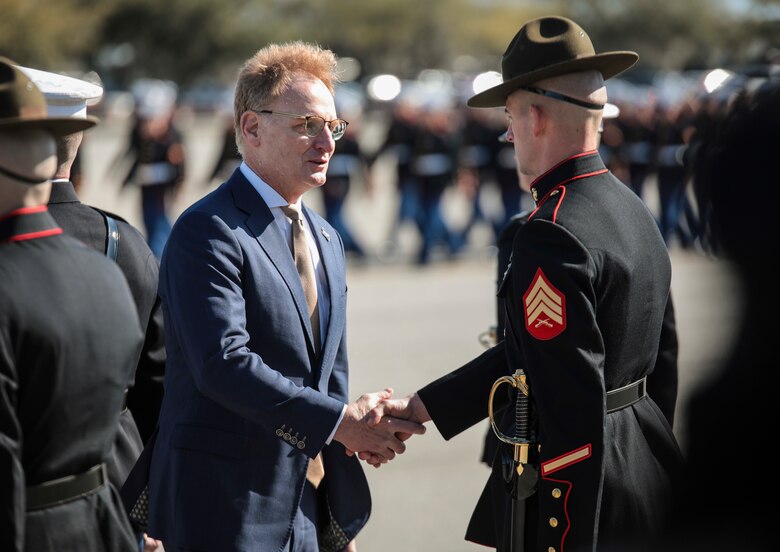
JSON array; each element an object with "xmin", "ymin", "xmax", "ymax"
[
  {"xmin": 0, "ymin": 206, "xmax": 63, "ymax": 244},
  {"xmin": 529, "ymin": 151, "xmax": 607, "ymax": 204},
  {"xmin": 48, "ymin": 180, "xmax": 80, "ymax": 204}
]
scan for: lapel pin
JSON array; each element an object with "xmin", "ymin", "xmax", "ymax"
[{"xmin": 321, "ymin": 228, "xmax": 330, "ymax": 241}]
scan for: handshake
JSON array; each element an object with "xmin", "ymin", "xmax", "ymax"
[{"xmin": 334, "ymin": 388, "xmax": 430, "ymax": 468}]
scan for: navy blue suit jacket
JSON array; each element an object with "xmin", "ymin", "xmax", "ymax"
[{"xmin": 147, "ymin": 169, "xmax": 370, "ymax": 551}]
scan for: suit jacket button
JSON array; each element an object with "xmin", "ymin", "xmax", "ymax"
[
  {"xmin": 290, "ymin": 433, "xmax": 299, "ymax": 445},
  {"xmin": 276, "ymin": 424, "xmax": 285, "ymax": 437},
  {"xmin": 297, "ymin": 437, "xmax": 306, "ymax": 449},
  {"xmin": 548, "ymin": 548, "xmax": 556, "ymax": 552},
  {"xmin": 552, "ymin": 488, "xmax": 562, "ymax": 499},
  {"xmin": 549, "ymin": 517, "xmax": 558, "ymax": 528},
  {"xmin": 283, "ymin": 432, "xmax": 291, "ymax": 441}
]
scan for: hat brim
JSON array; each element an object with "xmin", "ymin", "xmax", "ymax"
[
  {"xmin": 0, "ymin": 115, "xmax": 98, "ymax": 136},
  {"xmin": 467, "ymin": 51, "xmax": 639, "ymax": 108}
]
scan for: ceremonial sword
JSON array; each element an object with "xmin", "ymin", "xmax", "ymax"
[{"xmin": 489, "ymin": 368, "xmax": 537, "ymax": 552}]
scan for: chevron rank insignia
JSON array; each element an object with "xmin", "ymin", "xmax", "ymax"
[{"xmin": 523, "ymin": 267, "xmax": 566, "ymax": 340}]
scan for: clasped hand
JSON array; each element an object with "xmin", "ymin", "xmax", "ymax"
[
  {"xmin": 334, "ymin": 389, "xmax": 431, "ymax": 468},
  {"xmin": 334, "ymin": 388, "xmax": 428, "ymax": 468}
]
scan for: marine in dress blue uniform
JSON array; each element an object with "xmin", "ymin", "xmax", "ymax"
[
  {"xmin": 20, "ymin": 63, "xmax": 167, "ymax": 462},
  {"xmin": 371, "ymin": 17, "xmax": 684, "ymax": 552},
  {"xmin": 19, "ymin": 65, "xmax": 167, "ymax": 551},
  {"xmin": 0, "ymin": 57, "xmax": 143, "ymax": 552}
]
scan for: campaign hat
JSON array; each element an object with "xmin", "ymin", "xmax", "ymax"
[
  {"xmin": 468, "ymin": 16, "xmax": 638, "ymax": 108},
  {"xmin": 0, "ymin": 57, "xmax": 96, "ymax": 135}
]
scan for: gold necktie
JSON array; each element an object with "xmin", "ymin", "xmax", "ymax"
[
  {"xmin": 281, "ymin": 204, "xmax": 320, "ymax": 355},
  {"xmin": 281, "ymin": 204, "xmax": 325, "ymax": 488}
]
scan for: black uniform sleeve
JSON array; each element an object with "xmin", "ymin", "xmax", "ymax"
[
  {"xmin": 646, "ymin": 292, "xmax": 679, "ymax": 427},
  {"xmin": 418, "ymin": 344, "xmax": 509, "ymax": 441}
]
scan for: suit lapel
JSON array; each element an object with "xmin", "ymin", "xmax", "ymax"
[{"xmin": 304, "ymin": 205, "xmax": 344, "ymax": 388}]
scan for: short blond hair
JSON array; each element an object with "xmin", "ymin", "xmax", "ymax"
[{"xmin": 233, "ymin": 41, "xmax": 339, "ymax": 154}]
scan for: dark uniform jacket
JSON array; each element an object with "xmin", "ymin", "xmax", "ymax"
[
  {"xmin": 0, "ymin": 207, "xmax": 143, "ymax": 551},
  {"xmin": 48, "ymin": 180, "xmax": 166, "ymax": 486},
  {"xmin": 418, "ymin": 152, "xmax": 684, "ymax": 551},
  {"xmin": 481, "ymin": 211, "xmax": 680, "ymax": 466}
]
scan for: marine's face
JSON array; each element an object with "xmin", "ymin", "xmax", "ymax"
[{"xmin": 505, "ymin": 90, "xmax": 535, "ymax": 192}]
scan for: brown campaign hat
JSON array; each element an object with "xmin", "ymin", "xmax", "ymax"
[
  {"xmin": 468, "ymin": 16, "xmax": 638, "ymax": 108},
  {"xmin": 0, "ymin": 56, "xmax": 96, "ymax": 135}
]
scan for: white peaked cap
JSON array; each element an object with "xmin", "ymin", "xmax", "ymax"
[
  {"xmin": 132, "ymin": 78, "xmax": 178, "ymax": 118},
  {"xmin": 17, "ymin": 65, "xmax": 103, "ymax": 120}
]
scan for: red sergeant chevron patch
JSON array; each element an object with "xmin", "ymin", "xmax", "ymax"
[{"xmin": 523, "ymin": 267, "xmax": 566, "ymax": 340}]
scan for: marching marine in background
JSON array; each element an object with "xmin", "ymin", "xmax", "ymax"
[
  {"xmin": 322, "ymin": 89, "xmax": 371, "ymax": 259},
  {"xmin": 0, "ymin": 57, "xmax": 142, "ymax": 552},
  {"xmin": 369, "ymin": 16, "xmax": 683, "ymax": 551},
  {"xmin": 117, "ymin": 79, "xmax": 185, "ymax": 258}
]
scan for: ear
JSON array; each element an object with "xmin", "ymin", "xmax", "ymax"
[
  {"xmin": 530, "ymin": 104, "xmax": 545, "ymax": 138},
  {"xmin": 239, "ymin": 111, "xmax": 262, "ymax": 147}
]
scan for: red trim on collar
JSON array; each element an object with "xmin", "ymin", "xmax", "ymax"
[
  {"xmin": 0, "ymin": 205, "xmax": 48, "ymax": 222},
  {"xmin": 528, "ymin": 168, "xmax": 608, "ymax": 222},
  {"xmin": 529, "ymin": 151, "xmax": 599, "ymax": 189},
  {"xmin": 5, "ymin": 227, "xmax": 63, "ymax": 243},
  {"xmin": 551, "ymin": 186, "xmax": 567, "ymax": 222}
]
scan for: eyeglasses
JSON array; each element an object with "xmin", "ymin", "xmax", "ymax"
[
  {"xmin": 519, "ymin": 86, "xmax": 605, "ymax": 110},
  {"xmin": 256, "ymin": 110, "xmax": 349, "ymax": 141}
]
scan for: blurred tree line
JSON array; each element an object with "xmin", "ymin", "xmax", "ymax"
[{"xmin": 0, "ymin": 0, "xmax": 777, "ymax": 90}]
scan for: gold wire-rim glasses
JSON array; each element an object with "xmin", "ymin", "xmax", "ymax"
[{"xmin": 255, "ymin": 110, "xmax": 349, "ymax": 141}]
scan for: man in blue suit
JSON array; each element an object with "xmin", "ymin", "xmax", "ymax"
[{"xmin": 146, "ymin": 42, "xmax": 425, "ymax": 552}]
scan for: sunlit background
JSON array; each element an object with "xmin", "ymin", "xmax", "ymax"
[{"xmin": 3, "ymin": 0, "xmax": 778, "ymax": 113}]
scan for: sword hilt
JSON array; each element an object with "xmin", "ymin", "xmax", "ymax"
[
  {"xmin": 513, "ymin": 370, "xmax": 530, "ymax": 465},
  {"xmin": 488, "ymin": 368, "xmax": 531, "ymax": 452}
]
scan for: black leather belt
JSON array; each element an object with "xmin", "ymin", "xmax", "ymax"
[
  {"xmin": 606, "ymin": 377, "xmax": 647, "ymax": 413},
  {"xmin": 26, "ymin": 463, "xmax": 108, "ymax": 511}
]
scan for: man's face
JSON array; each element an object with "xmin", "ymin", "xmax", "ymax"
[
  {"xmin": 249, "ymin": 77, "xmax": 338, "ymax": 201},
  {"xmin": 504, "ymin": 91, "xmax": 534, "ymax": 192}
]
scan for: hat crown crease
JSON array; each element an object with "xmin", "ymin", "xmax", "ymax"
[{"xmin": 467, "ymin": 16, "xmax": 638, "ymax": 108}]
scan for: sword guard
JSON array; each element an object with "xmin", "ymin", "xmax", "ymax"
[{"xmin": 488, "ymin": 369, "xmax": 532, "ymax": 446}]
